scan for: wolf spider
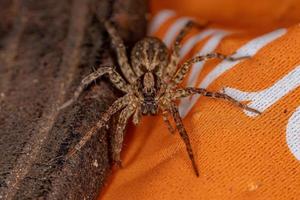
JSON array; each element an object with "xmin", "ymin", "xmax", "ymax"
[{"xmin": 60, "ymin": 20, "xmax": 260, "ymax": 177}]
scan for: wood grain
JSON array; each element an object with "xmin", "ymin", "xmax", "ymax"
[{"xmin": 0, "ymin": 0, "xmax": 148, "ymax": 199}]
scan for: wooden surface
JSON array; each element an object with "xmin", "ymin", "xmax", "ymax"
[{"xmin": 0, "ymin": 0, "xmax": 148, "ymax": 199}]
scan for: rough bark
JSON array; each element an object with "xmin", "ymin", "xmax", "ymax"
[{"xmin": 0, "ymin": 0, "xmax": 148, "ymax": 199}]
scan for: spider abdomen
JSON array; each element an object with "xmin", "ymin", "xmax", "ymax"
[{"xmin": 131, "ymin": 37, "xmax": 169, "ymax": 78}]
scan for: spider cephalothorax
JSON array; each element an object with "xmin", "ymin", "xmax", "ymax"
[{"xmin": 60, "ymin": 21, "xmax": 260, "ymax": 176}]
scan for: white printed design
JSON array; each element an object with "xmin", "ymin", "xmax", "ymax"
[
  {"xmin": 148, "ymin": 10, "xmax": 176, "ymax": 35},
  {"xmin": 148, "ymin": 10, "xmax": 286, "ymax": 117},
  {"xmin": 179, "ymin": 30, "xmax": 231, "ymax": 115},
  {"xmin": 224, "ymin": 66, "xmax": 300, "ymax": 117},
  {"xmin": 286, "ymin": 106, "xmax": 300, "ymax": 160},
  {"xmin": 150, "ymin": 11, "xmax": 300, "ymax": 162},
  {"xmin": 162, "ymin": 17, "xmax": 193, "ymax": 47},
  {"xmin": 225, "ymin": 65, "xmax": 300, "ymax": 161},
  {"xmin": 179, "ymin": 28, "xmax": 287, "ymax": 117}
]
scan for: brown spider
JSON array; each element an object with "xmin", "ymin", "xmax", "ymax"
[{"xmin": 59, "ymin": 20, "xmax": 260, "ymax": 177}]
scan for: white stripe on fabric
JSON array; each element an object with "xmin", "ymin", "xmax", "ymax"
[
  {"xmin": 287, "ymin": 106, "xmax": 300, "ymax": 161},
  {"xmin": 148, "ymin": 10, "xmax": 176, "ymax": 35},
  {"xmin": 179, "ymin": 28, "xmax": 287, "ymax": 117},
  {"xmin": 179, "ymin": 29, "xmax": 220, "ymax": 58},
  {"xmin": 224, "ymin": 65, "xmax": 300, "ymax": 117},
  {"xmin": 162, "ymin": 17, "xmax": 193, "ymax": 47},
  {"xmin": 179, "ymin": 31, "xmax": 230, "ymax": 116}
]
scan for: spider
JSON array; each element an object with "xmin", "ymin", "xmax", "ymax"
[{"xmin": 59, "ymin": 20, "xmax": 260, "ymax": 177}]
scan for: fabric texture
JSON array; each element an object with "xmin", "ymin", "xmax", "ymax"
[{"xmin": 99, "ymin": 1, "xmax": 300, "ymax": 199}]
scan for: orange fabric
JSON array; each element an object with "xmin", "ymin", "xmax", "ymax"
[
  {"xmin": 151, "ymin": 0, "xmax": 300, "ymax": 30},
  {"xmin": 99, "ymin": 1, "xmax": 300, "ymax": 199}
]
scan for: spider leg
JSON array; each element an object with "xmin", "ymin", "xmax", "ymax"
[
  {"xmin": 169, "ymin": 103, "xmax": 199, "ymax": 177},
  {"xmin": 66, "ymin": 94, "xmax": 131, "ymax": 159},
  {"xmin": 59, "ymin": 66, "xmax": 130, "ymax": 110},
  {"xmin": 111, "ymin": 104, "xmax": 136, "ymax": 166},
  {"xmin": 170, "ymin": 53, "xmax": 248, "ymax": 88},
  {"xmin": 173, "ymin": 87, "xmax": 261, "ymax": 114},
  {"xmin": 132, "ymin": 106, "xmax": 142, "ymax": 125},
  {"xmin": 164, "ymin": 20, "xmax": 208, "ymax": 81},
  {"xmin": 104, "ymin": 21, "xmax": 137, "ymax": 84},
  {"xmin": 162, "ymin": 110, "xmax": 176, "ymax": 134}
]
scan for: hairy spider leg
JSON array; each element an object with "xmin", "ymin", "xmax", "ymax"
[
  {"xmin": 132, "ymin": 106, "xmax": 142, "ymax": 125},
  {"xmin": 162, "ymin": 111, "xmax": 176, "ymax": 134},
  {"xmin": 66, "ymin": 94, "xmax": 132, "ymax": 159},
  {"xmin": 173, "ymin": 87, "xmax": 261, "ymax": 114},
  {"xmin": 169, "ymin": 103, "xmax": 199, "ymax": 177},
  {"xmin": 170, "ymin": 52, "xmax": 249, "ymax": 87},
  {"xmin": 104, "ymin": 21, "xmax": 137, "ymax": 84},
  {"xmin": 164, "ymin": 20, "xmax": 208, "ymax": 81},
  {"xmin": 59, "ymin": 66, "xmax": 129, "ymax": 110},
  {"xmin": 111, "ymin": 104, "xmax": 136, "ymax": 166}
]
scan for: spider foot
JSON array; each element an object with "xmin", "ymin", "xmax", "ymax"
[
  {"xmin": 65, "ymin": 147, "xmax": 77, "ymax": 160},
  {"xmin": 226, "ymin": 51, "xmax": 251, "ymax": 61},
  {"xmin": 112, "ymin": 151, "xmax": 123, "ymax": 168},
  {"xmin": 57, "ymin": 100, "xmax": 73, "ymax": 111},
  {"xmin": 243, "ymin": 105, "xmax": 262, "ymax": 115},
  {"xmin": 209, "ymin": 52, "xmax": 250, "ymax": 62},
  {"xmin": 114, "ymin": 159, "xmax": 123, "ymax": 168},
  {"xmin": 221, "ymin": 88, "xmax": 261, "ymax": 115}
]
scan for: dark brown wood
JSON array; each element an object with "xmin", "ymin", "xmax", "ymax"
[{"xmin": 0, "ymin": 0, "xmax": 148, "ymax": 199}]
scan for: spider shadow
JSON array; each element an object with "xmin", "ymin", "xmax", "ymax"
[{"xmin": 122, "ymin": 116, "xmax": 161, "ymax": 167}]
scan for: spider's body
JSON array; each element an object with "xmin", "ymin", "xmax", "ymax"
[
  {"xmin": 140, "ymin": 73, "xmax": 160, "ymax": 116},
  {"xmin": 131, "ymin": 37, "xmax": 167, "ymax": 116},
  {"xmin": 131, "ymin": 37, "xmax": 169, "ymax": 77},
  {"xmin": 61, "ymin": 21, "xmax": 260, "ymax": 177}
]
